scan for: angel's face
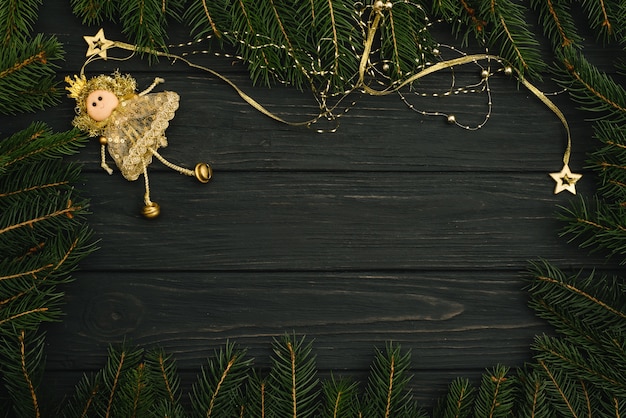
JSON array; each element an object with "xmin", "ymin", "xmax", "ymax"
[{"xmin": 86, "ymin": 90, "xmax": 119, "ymax": 122}]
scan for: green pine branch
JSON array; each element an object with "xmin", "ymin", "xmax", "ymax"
[
  {"xmin": 516, "ymin": 368, "xmax": 551, "ymax": 418},
  {"xmin": 267, "ymin": 334, "xmax": 319, "ymax": 418},
  {"xmin": 555, "ymin": 47, "xmax": 626, "ymax": 125},
  {"xmin": 71, "ymin": 0, "xmax": 186, "ymax": 59},
  {"xmin": 480, "ymin": 0, "xmax": 545, "ymax": 79},
  {"xmin": 0, "ymin": 329, "xmax": 45, "ymax": 418},
  {"xmin": 0, "ymin": 34, "xmax": 64, "ymax": 115},
  {"xmin": 320, "ymin": 375, "xmax": 359, "ymax": 418},
  {"xmin": 472, "ymin": 365, "xmax": 516, "ymax": 418},
  {"xmin": 579, "ymin": 0, "xmax": 624, "ymax": 42},
  {"xmin": 190, "ymin": 341, "xmax": 252, "ymax": 417},
  {"xmin": 360, "ymin": 342, "xmax": 425, "ymax": 418},
  {"xmin": 529, "ymin": 0, "xmax": 582, "ymax": 49},
  {"xmin": 430, "ymin": 0, "xmax": 546, "ymax": 79},
  {"xmin": 378, "ymin": 2, "xmax": 435, "ymax": 81},
  {"xmin": 0, "ymin": 0, "xmax": 42, "ymax": 46},
  {"xmin": 432, "ymin": 377, "xmax": 475, "ymax": 418},
  {"xmin": 70, "ymin": 0, "xmax": 117, "ymax": 25}
]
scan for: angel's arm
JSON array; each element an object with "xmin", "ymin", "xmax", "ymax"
[{"xmin": 139, "ymin": 77, "xmax": 165, "ymax": 96}]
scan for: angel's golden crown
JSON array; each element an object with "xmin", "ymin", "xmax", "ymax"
[{"xmin": 65, "ymin": 74, "xmax": 87, "ymax": 99}]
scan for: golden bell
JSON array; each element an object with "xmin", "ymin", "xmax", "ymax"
[
  {"xmin": 142, "ymin": 201, "xmax": 160, "ymax": 219},
  {"xmin": 99, "ymin": 136, "xmax": 108, "ymax": 145},
  {"xmin": 195, "ymin": 163, "xmax": 213, "ymax": 183}
]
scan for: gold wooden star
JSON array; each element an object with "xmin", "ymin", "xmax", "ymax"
[
  {"xmin": 83, "ymin": 28, "xmax": 114, "ymax": 58},
  {"xmin": 549, "ymin": 164, "xmax": 582, "ymax": 195}
]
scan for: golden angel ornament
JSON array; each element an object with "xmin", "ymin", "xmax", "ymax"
[{"xmin": 66, "ymin": 72, "xmax": 212, "ymax": 218}]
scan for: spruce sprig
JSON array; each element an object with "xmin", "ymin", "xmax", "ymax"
[
  {"xmin": 70, "ymin": 0, "xmax": 186, "ymax": 59},
  {"xmin": 267, "ymin": 334, "xmax": 319, "ymax": 418},
  {"xmin": 190, "ymin": 341, "xmax": 252, "ymax": 417},
  {"xmin": 516, "ymin": 368, "xmax": 551, "ymax": 418},
  {"xmin": 377, "ymin": 2, "xmax": 435, "ymax": 81},
  {"xmin": 529, "ymin": 0, "xmax": 582, "ymax": 49},
  {"xmin": 183, "ymin": 0, "xmax": 232, "ymax": 40},
  {"xmin": 587, "ymin": 120, "xmax": 626, "ymax": 202},
  {"xmin": 320, "ymin": 375, "xmax": 359, "ymax": 418},
  {"xmin": 556, "ymin": 47, "xmax": 626, "ymax": 124},
  {"xmin": 0, "ymin": 0, "xmax": 42, "ymax": 45},
  {"xmin": 481, "ymin": 0, "xmax": 545, "ymax": 79},
  {"xmin": 144, "ymin": 347, "xmax": 183, "ymax": 413},
  {"xmin": 472, "ymin": 365, "xmax": 516, "ymax": 418},
  {"xmin": 0, "ymin": 123, "xmax": 85, "ymax": 171},
  {"xmin": 360, "ymin": 342, "xmax": 426, "ymax": 418},
  {"xmin": 0, "ymin": 329, "xmax": 45, "ymax": 418},
  {"xmin": 432, "ymin": 377, "xmax": 475, "ymax": 418},
  {"xmin": 0, "ymin": 35, "xmax": 64, "ymax": 115},
  {"xmin": 579, "ymin": 0, "xmax": 624, "ymax": 42}
]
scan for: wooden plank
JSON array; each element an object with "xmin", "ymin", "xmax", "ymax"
[
  {"xmin": 44, "ymin": 271, "xmax": 549, "ymax": 371},
  {"xmin": 3, "ymin": 72, "xmax": 595, "ymax": 173},
  {"xmin": 80, "ymin": 170, "xmax": 602, "ymax": 271}
]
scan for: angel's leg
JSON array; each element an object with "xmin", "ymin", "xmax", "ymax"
[
  {"xmin": 99, "ymin": 137, "xmax": 113, "ymax": 174},
  {"xmin": 148, "ymin": 147, "xmax": 212, "ymax": 183},
  {"xmin": 141, "ymin": 164, "xmax": 160, "ymax": 219}
]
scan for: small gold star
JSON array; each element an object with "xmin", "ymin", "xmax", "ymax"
[
  {"xmin": 84, "ymin": 28, "xmax": 114, "ymax": 58},
  {"xmin": 549, "ymin": 164, "xmax": 582, "ymax": 195}
]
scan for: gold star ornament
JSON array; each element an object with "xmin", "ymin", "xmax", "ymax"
[
  {"xmin": 84, "ymin": 28, "xmax": 115, "ymax": 58},
  {"xmin": 550, "ymin": 164, "xmax": 582, "ymax": 195}
]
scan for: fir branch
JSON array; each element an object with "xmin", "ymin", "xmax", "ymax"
[
  {"xmin": 243, "ymin": 371, "xmax": 269, "ymax": 418},
  {"xmin": 0, "ymin": 0, "xmax": 42, "ymax": 46},
  {"xmin": 533, "ymin": 335, "xmax": 626, "ymax": 398},
  {"xmin": 580, "ymin": 0, "xmax": 621, "ymax": 42},
  {"xmin": 586, "ymin": 121, "xmax": 626, "ymax": 202},
  {"xmin": 528, "ymin": 261, "xmax": 626, "ymax": 331},
  {"xmin": 0, "ymin": 329, "xmax": 45, "ymax": 417},
  {"xmin": 430, "ymin": 0, "xmax": 487, "ymax": 44},
  {"xmin": 529, "ymin": 0, "xmax": 582, "ymax": 48},
  {"xmin": 517, "ymin": 368, "xmax": 551, "ymax": 418},
  {"xmin": 118, "ymin": 0, "xmax": 185, "ymax": 61},
  {"xmin": 70, "ymin": 0, "xmax": 117, "ymax": 25},
  {"xmin": 538, "ymin": 360, "xmax": 593, "ymax": 417},
  {"xmin": 267, "ymin": 334, "xmax": 319, "ymax": 418},
  {"xmin": 144, "ymin": 347, "xmax": 181, "ymax": 406},
  {"xmin": 0, "ymin": 35, "xmax": 64, "ymax": 114},
  {"xmin": 101, "ymin": 344, "xmax": 144, "ymax": 417},
  {"xmin": 378, "ymin": 2, "xmax": 435, "ymax": 82},
  {"xmin": 360, "ymin": 342, "xmax": 423, "ymax": 418},
  {"xmin": 184, "ymin": 0, "xmax": 232, "ymax": 40},
  {"xmin": 558, "ymin": 197, "xmax": 626, "ymax": 262},
  {"xmin": 472, "ymin": 365, "xmax": 516, "ymax": 418},
  {"xmin": 0, "ymin": 124, "xmax": 86, "ymax": 173},
  {"xmin": 432, "ymin": 377, "xmax": 475, "ymax": 418},
  {"xmin": 190, "ymin": 341, "xmax": 252, "ymax": 418},
  {"xmin": 480, "ymin": 0, "xmax": 546, "ymax": 79},
  {"xmin": 320, "ymin": 375, "xmax": 359, "ymax": 418},
  {"xmin": 556, "ymin": 48, "xmax": 626, "ymax": 124}
]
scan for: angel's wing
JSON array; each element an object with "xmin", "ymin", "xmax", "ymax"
[{"xmin": 105, "ymin": 91, "xmax": 180, "ymax": 181}]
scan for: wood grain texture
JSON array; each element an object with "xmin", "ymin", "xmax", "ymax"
[{"xmin": 3, "ymin": 0, "xmax": 624, "ymax": 412}]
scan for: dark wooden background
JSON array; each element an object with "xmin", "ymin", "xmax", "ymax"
[{"xmin": 2, "ymin": 1, "xmax": 622, "ymax": 412}]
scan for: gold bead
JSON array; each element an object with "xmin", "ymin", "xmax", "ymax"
[
  {"xmin": 504, "ymin": 66, "xmax": 513, "ymax": 76},
  {"xmin": 432, "ymin": 48, "xmax": 440, "ymax": 56},
  {"xmin": 447, "ymin": 115, "xmax": 456, "ymax": 124},
  {"xmin": 142, "ymin": 202, "xmax": 160, "ymax": 219},
  {"xmin": 382, "ymin": 63, "xmax": 390, "ymax": 72},
  {"xmin": 385, "ymin": 1, "xmax": 393, "ymax": 9},
  {"xmin": 481, "ymin": 69, "xmax": 489, "ymax": 79},
  {"xmin": 194, "ymin": 163, "xmax": 212, "ymax": 183},
  {"xmin": 99, "ymin": 136, "xmax": 108, "ymax": 145},
  {"xmin": 374, "ymin": 0, "xmax": 384, "ymax": 10}
]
